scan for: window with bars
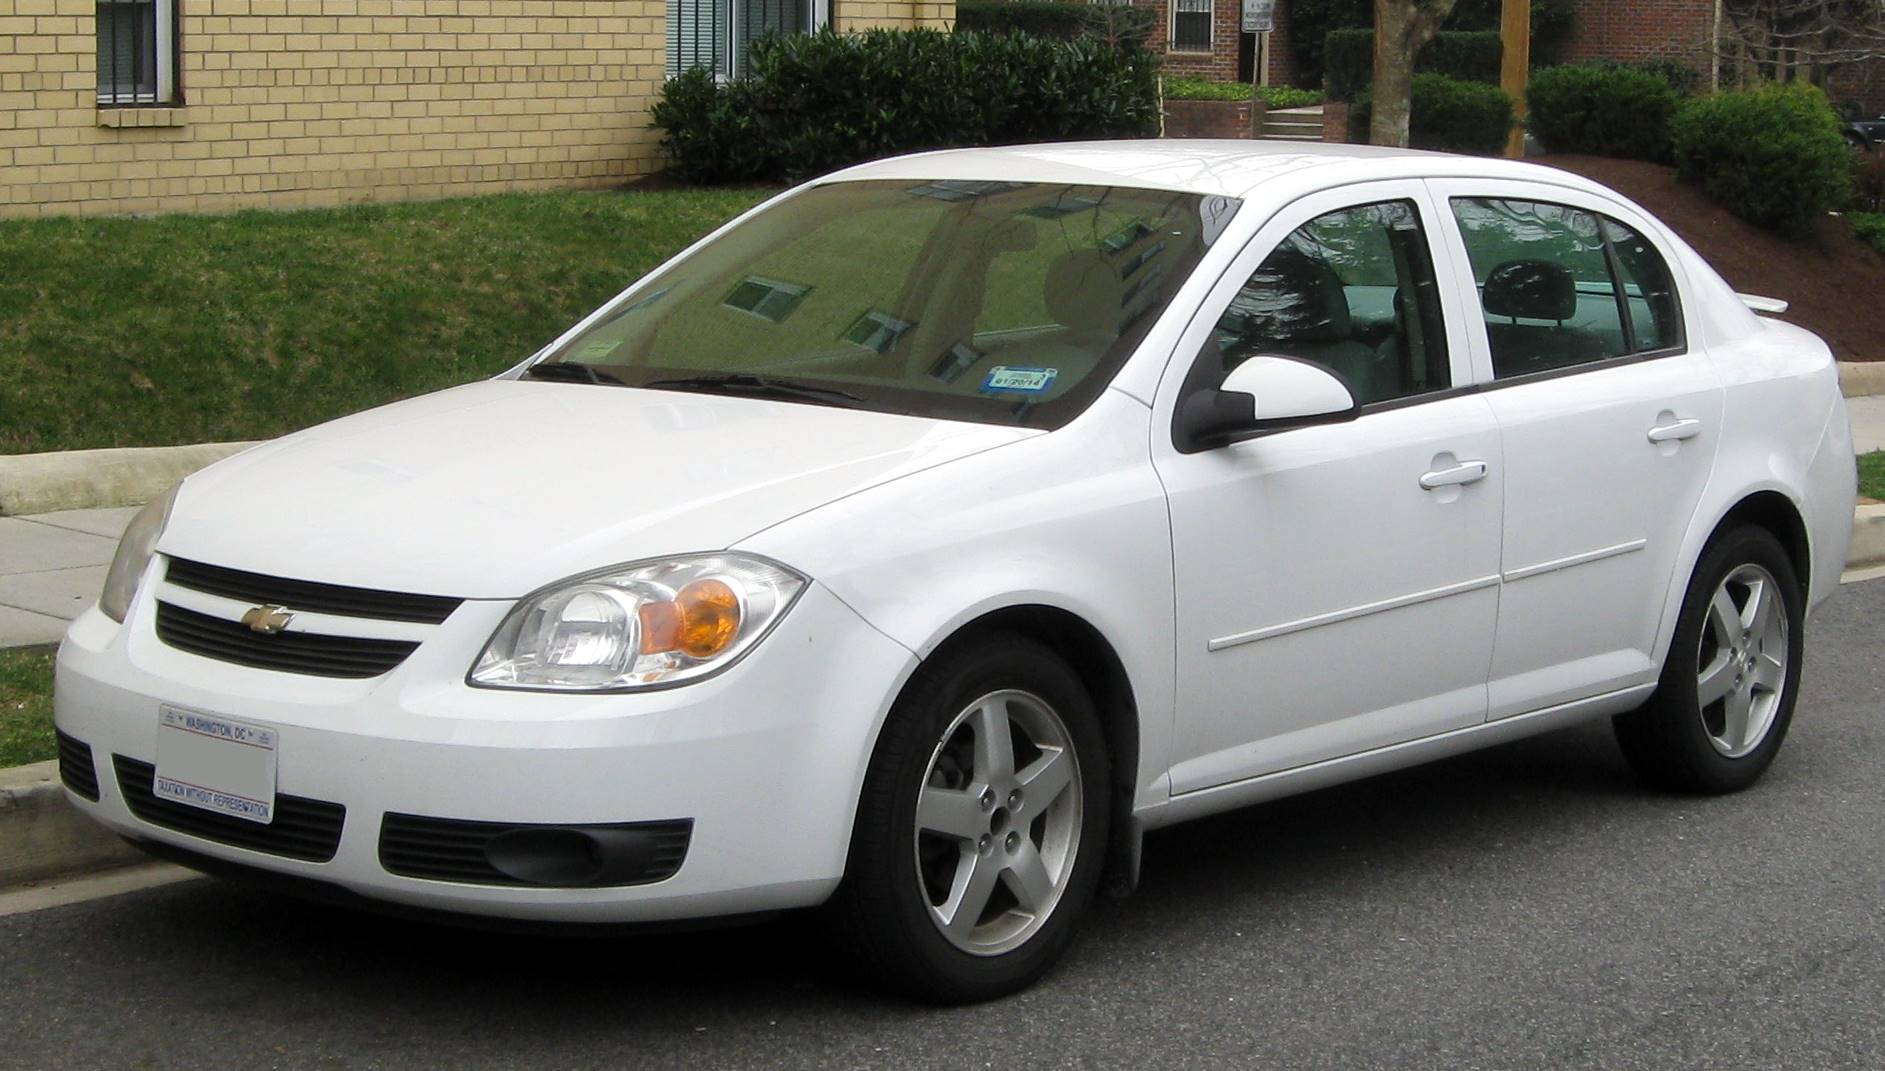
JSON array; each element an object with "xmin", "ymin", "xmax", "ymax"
[
  {"xmin": 96, "ymin": 0, "xmax": 177, "ymax": 105},
  {"xmin": 1171, "ymin": 0, "xmax": 1211, "ymax": 52},
  {"xmin": 667, "ymin": 0, "xmax": 821, "ymax": 79}
]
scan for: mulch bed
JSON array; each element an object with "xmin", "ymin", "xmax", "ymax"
[{"xmin": 1540, "ymin": 154, "xmax": 1885, "ymax": 363}]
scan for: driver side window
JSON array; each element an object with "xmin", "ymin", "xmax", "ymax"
[{"xmin": 1210, "ymin": 199, "xmax": 1450, "ymax": 407}]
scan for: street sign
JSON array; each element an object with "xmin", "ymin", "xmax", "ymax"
[{"xmin": 1242, "ymin": 0, "xmax": 1274, "ymax": 33}]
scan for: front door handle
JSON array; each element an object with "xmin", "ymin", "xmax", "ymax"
[
  {"xmin": 1647, "ymin": 417, "xmax": 1703, "ymax": 443},
  {"xmin": 1419, "ymin": 460, "xmax": 1489, "ymax": 490}
]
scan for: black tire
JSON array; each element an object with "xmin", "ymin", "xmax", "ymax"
[
  {"xmin": 829, "ymin": 633, "xmax": 1111, "ymax": 1003},
  {"xmin": 1614, "ymin": 525, "xmax": 1805, "ymax": 793}
]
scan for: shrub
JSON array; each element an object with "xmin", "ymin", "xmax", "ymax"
[
  {"xmin": 1259, "ymin": 84, "xmax": 1325, "ymax": 109},
  {"xmin": 955, "ymin": 0, "xmax": 1154, "ymax": 46},
  {"xmin": 651, "ymin": 29, "xmax": 1162, "ymax": 185},
  {"xmin": 1851, "ymin": 152, "xmax": 1885, "ymax": 213},
  {"xmin": 1163, "ymin": 80, "xmax": 1324, "ymax": 107},
  {"xmin": 1612, "ymin": 57, "xmax": 1705, "ymax": 97},
  {"xmin": 1324, "ymin": 29, "xmax": 1502, "ymax": 101},
  {"xmin": 1350, "ymin": 73, "xmax": 1516, "ymax": 155},
  {"xmin": 1853, "ymin": 212, "xmax": 1885, "ymax": 256},
  {"xmin": 1164, "ymin": 77, "xmax": 1252, "ymax": 102},
  {"xmin": 1671, "ymin": 82, "xmax": 1851, "ymax": 236},
  {"xmin": 1286, "ymin": 0, "xmax": 1572, "ymax": 91},
  {"xmin": 955, "ymin": 0, "xmax": 1086, "ymax": 38},
  {"xmin": 1526, "ymin": 64, "xmax": 1681, "ymax": 161}
]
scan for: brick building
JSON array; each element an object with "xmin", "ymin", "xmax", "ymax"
[
  {"xmin": 1141, "ymin": 0, "xmax": 1293, "ymax": 85},
  {"xmin": 1141, "ymin": 0, "xmax": 1884, "ymax": 111},
  {"xmin": 0, "ymin": 0, "xmax": 949, "ymax": 218}
]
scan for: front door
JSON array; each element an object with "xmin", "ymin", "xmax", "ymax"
[{"xmin": 1152, "ymin": 182, "xmax": 1505, "ymax": 795}]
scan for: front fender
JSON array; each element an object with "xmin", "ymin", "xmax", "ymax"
[{"xmin": 737, "ymin": 390, "xmax": 1178, "ymax": 814}]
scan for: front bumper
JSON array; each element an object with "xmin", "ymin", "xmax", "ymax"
[{"xmin": 53, "ymin": 581, "xmax": 916, "ymax": 923}]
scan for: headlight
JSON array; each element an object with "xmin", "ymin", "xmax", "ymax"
[
  {"xmin": 469, "ymin": 554, "xmax": 807, "ymax": 692},
  {"xmin": 99, "ymin": 483, "xmax": 180, "ymax": 623}
]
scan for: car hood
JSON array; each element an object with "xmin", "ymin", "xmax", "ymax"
[{"xmin": 160, "ymin": 380, "xmax": 1036, "ymax": 598}]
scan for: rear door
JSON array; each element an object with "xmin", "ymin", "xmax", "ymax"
[{"xmin": 1426, "ymin": 180, "xmax": 1723, "ymax": 719}]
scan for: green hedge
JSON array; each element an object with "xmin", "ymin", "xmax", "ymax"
[
  {"xmin": 1350, "ymin": 72, "xmax": 1516, "ymax": 155},
  {"xmin": 1162, "ymin": 79, "xmax": 1324, "ymax": 107},
  {"xmin": 1324, "ymin": 29, "xmax": 1503, "ymax": 101},
  {"xmin": 1526, "ymin": 64, "xmax": 1681, "ymax": 161},
  {"xmin": 954, "ymin": 0, "xmax": 1154, "ymax": 45},
  {"xmin": 1851, "ymin": 152, "xmax": 1885, "ymax": 213},
  {"xmin": 1287, "ymin": 0, "xmax": 1572, "ymax": 91},
  {"xmin": 955, "ymin": 0, "xmax": 1085, "ymax": 38},
  {"xmin": 1671, "ymin": 82, "xmax": 1850, "ymax": 236},
  {"xmin": 652, "ymin": 29, "xmax": 1161, "ymax": 185},
  {"xmin": 1853, "ymin": 212, "xmax": 1885, "ymax": 256}
]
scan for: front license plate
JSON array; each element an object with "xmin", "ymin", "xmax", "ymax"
[{"xmin": 153, "ymin": 707, "xmax": 278, "ymax": 825}]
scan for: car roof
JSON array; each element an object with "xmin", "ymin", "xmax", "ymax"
[{"xmin": 826, "ymin": 139, "xmax": 1614, "ymax": 202}]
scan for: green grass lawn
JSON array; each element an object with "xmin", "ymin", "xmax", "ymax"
[
  {"xmin": 0, "ymin": 647, "xmax": 55, "ymax": 768},
  {"xmin": 1862, "ymin": 450, "xmax": 1885, "ymax": 501},
  {"xmin": 0, "ymin": 187, "xmax": 772, "ymax": 455}
]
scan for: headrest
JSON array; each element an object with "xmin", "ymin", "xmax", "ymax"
[
  {"xmin": 1483, "ymin": 259, "xmax": 1577, "ymax": 322},
  {"xmin": 1044, "ymin": 250, "xmax": 1126, "ymax": 335},
  {"xmin": 1232, "ymin": 245, "xmax": 1353, "ymax": 345}
]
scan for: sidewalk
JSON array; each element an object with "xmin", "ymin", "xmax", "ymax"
[
  {"xmin": 1851, "ymin": 394, "xmax": 1885, "ymax": 455},
  {"xmin": 0, "ymin": 508, "xmax": 137, "ymax": 647}
]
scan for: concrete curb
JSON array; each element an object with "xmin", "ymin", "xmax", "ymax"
[
  {"xmin": 1853, "ymin": 503, "xmax": 1885, "ymax": 571},
  {"xmin": 0, "ymin": 441, "xmax": 257, "ymax": 517},
  {"xmin": 1840, "ymin": 362, "xmax": 1885, "ymax": 400},
  {"xmin": 0, "ymin": 761, "xmax": 147, "ymax": 889}
]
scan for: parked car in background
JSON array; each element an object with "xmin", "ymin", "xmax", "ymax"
[
  {"xmin": 1842, "ymin": 102, "xmax": 1885, "ymax": 150},
  {"xmin": 56, "ymin": 141, "xmax": 1855, "ymax": 1003}
]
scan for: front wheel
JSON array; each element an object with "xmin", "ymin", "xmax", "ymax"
[
  {"xmin": 831, "ymin": 634, "xmax": 1110, "ymax": 1003},
  {"xmin": 1614, "ymin": 526, "xmax": 1805, "ymax": 793}
]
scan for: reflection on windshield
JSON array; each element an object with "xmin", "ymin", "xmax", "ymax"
[{"xmin": 535, "ymin": 180, "xmax": 1233, "ymax": 429}]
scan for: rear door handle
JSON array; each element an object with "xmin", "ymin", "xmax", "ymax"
[
  {"xmin": 1419, "ymin": 460, "xmax": 1489, "ymax": 490},
  {"xmin": 1647, "ymin": 417, "xmax": 1702, "ymax": 443}
]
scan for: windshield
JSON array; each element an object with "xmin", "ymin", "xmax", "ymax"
[{"xmin": 532, "ymin": 179, "xmax": 1235, "ymax": 428}]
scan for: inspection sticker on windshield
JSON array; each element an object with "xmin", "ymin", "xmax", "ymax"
[
  {"xmin": 981, "ymin": 366, "xmax": 1058, "ymax": 393},
  {"xmin": 153, "ymin": 707, "xmax": 279, "ymax": 825}
]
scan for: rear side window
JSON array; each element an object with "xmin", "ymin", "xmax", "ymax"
[
  {"xmin": 1207, "ymin": 199, "xmax": 1450, "ymax": 407},
  {"xmin": 1451, "ymin": 198, "xmax": 1681, "ymax": 380},
  {"xmin": 1604, "ymin": 218, "xmax": 1683, "ymax": 353}
]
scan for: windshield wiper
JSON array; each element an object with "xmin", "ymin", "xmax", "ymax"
[
  {"xmin": 521, "ymin": 362, "xmax": 627, "ymax": 386},
  {"xmin": 641, "ymin": 372, "xmax": 867, "ymax": 408}
]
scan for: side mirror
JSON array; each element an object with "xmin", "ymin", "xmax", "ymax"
[{"xmin": 1176, "ymin": 355, "xmax": 1360, "ymax": 453}]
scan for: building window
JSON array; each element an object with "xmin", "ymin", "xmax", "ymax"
[
  {"xmin": 96, "ymin": 0, "xmax": 177, "ymax": 105},
  {"xmin": 667, "ymin": 0, "xmax": 828, "ymax": 79},
  {"xmin": 1171, "ymin": 0, "xmax": 1211, "ymax": 53}
]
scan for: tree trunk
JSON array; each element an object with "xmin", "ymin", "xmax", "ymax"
[{"xmin": 1369, "ymin": 0, "xmax": 1457, "ymax": 148}]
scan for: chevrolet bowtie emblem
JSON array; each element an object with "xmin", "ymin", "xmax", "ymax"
[{"xmin": 241, "ymin": 605, "xmax": 295, "ymax": 635}]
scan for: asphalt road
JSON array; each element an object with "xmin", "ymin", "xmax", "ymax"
[{"xmin": 5, "ymin": 581, "xmax": 1883, "ymax": 1071}]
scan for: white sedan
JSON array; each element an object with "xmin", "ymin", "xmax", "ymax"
[{"xmin": 55, "ymin": 142, "xmax": 1855, "ymax": 1002}]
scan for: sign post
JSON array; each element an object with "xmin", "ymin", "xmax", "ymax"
[{"xmin": 1243, "ymin": 0, "xmax": 1274, "ymax": 92}]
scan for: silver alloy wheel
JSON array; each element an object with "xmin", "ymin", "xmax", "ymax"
[
  {"xmin": 911, "ymin": 689, "xmax": 1083, "ymax": 957},
  {"xmin": 1696, "ymin": 563, "xmax": 1790, "ymax": 758}
]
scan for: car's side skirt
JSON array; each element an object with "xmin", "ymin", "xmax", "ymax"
[{"xmin": 1143, "ymin": 683, "xmax": 1657, "ymax": 831}]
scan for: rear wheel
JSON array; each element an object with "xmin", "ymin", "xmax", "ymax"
[
  {"xmin": 831, "ymin": 634, "xmax": 1110, "ymax": 1003},
  {"xmin": 1614, "ymin": 526, "xmax": 1804, "ymax": 793}
]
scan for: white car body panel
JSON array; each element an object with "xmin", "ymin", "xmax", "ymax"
[
  {"xmin": 163, "ymin": 379, "xmax": 1033, "ymax": 598},
  {"xmin": 52, "ymin": 141, "xmax": 1856, "ymax": 924},
  {"xmin": 1144, "ymin": 179, "xmax": 1505, "ymax": 792}
]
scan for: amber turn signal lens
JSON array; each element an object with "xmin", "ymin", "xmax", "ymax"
[
  {"xmin": 676, "ymin": 578, "xmax": 741, "ymax": 657},
  {"xmin": 636, "ymin": 579, "xmax": 742, "ymax": 658}
]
